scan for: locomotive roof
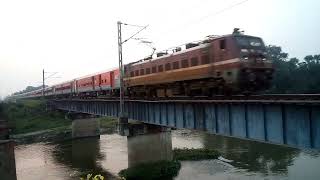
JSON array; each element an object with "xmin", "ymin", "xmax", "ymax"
[{"xmin": 127, "ymin": 33, "xmax": 260, "ymax": 67}]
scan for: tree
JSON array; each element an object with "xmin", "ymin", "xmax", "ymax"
[{"xmin": 266, "ymin": 45, "xmax": 320, "ymax": 93}]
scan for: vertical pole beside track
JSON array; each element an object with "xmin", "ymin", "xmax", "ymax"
[
  {"xmin": 117, "ymin": 21, "xmax": 129, "ymax": 136},
  {"xmin": 117, "ymin": 21, "xmax": 148, "ymax": 136},
  {"xmin": 117, "ymin": 21, "xmax": 124, "ymax": 118},
  {"xmin": 42, "ymin": 69, "xmax": 45, "ymax": 98}
]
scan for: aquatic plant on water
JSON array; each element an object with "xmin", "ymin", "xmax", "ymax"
[
  {"xmin": 173, "ymin": 148, "xmax": 220, "ymax": 161},
  {"xmin": 119, "ymin": 160, "xmax": 181, "ymax": 180},
  {"xmin": 80, "ymin": 174, "xmax": 105, "ymax": 180}
]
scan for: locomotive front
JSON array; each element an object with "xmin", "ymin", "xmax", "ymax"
[{"xmin": 233, "ymin": 35, "xmax": 274, "ymax": 92}]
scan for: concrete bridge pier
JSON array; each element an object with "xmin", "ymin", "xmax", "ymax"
[
  {"xmin": 67, "ymin": 113, "xmax": 100, "ymax": 139},
  {"xmin": 127, "ymin": 122, "xmax": 173, "ymax": 167},
  {"xmin": 118, "ymin": 116, "xmax": 129, "ymax": 136},
  {"xmin": 0, "ymin": 140, "xmax": 17, "ymax": 180}
]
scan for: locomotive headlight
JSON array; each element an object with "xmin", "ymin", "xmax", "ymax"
[
  {"xmin": 262, "ymin": 58, "xmax": 267, "ymax": 61},
  {"xmin": 241, "ymin": 49, "xmax": 248, "ymax": 52},
  {"xmin": 242, "ymin": 56, "xmax": 249, "ymax": 60}
]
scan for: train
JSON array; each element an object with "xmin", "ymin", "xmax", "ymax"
[{"xmin": 12, "ymin": 29, "xmax": 274, "ymax": 99}]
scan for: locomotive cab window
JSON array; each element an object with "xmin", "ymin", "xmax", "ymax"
[
  {"xmin": 220, "ymin": 39, "xmax": 226, "ymax": 50},
  {"xmin": 191, "ymin": 57, "xmax": 199, "ymax": 66},
  {"xmin": 135, "ymin": 70, "xmax": 139, "ymax": 76},
  {"xmin": 165, "ymin": 63, "xmax": 171, "ymax": 71},
  {"xmin": 130, "ymin": 71, "xmax": 134, "ymax": 77},
  {"xmin": 158, "ymin": 65, "xmax": 163, "ymax": 72}
]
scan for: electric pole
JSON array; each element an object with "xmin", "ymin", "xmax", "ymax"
[
  {"xmin": 42, "ymin": 70, "xmax": 59, "ymax": 98},
  {"xmin": 117, "ymin": 21, "xmax": 148, "ymax": 135},
  {"xmin": 117, "ymin": 21, "xmax": 124, "ymax": 118},
  {"xmin": 42, "ymin": 69, "xmax": 45, "ymax": 98}
]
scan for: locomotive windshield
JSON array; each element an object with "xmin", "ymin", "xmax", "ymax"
[{"xmin": 235, "ymin": 36, "xmax": 265, "ymax": 49}]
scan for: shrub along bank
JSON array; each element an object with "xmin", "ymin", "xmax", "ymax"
[
  {"xmin": 119, "ymin": 148, "xmax": 221, "ymax": 180},
  {"xmin": 2, "ymin": 100, "xmax": 69, "ymax": 134}
]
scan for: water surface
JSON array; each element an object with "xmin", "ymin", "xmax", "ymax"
[{"xmin": 14, "ymin": 130, "xmax": 320, "ymax": 180}]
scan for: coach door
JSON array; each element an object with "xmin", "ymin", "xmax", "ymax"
[{"xmin": 110, "ymin": 71, "xmax": 114, "ymax": 88}]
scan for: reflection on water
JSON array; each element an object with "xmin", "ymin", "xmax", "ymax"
[
  {"xmin": 51, "ymin": 137, "xmax": 114, "ymax": 179},
  {"xmin": 173, "ymin": 130, "xmax": 320, "ymax": 180},
  {"xmin": 203, "ymin": 133, "xmax": 299, "ymax": 174},
  {"xmin": 128, "ymin": 131, "xmax": 173, "ymax": 167},
  {"xmin": 14, "ymin": 130, "xmax": 320, "ymax": 180}
]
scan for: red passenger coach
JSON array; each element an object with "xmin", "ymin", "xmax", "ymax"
[
  {"xmin": 111, "ymin": 69, "xmax": 120, "ymax": 89},
  {"xmin": 100, "ymin": 71, "xmax": 112, "ymax": 90},
  {"xmin": 55, "ymin": 81, "xmax": 72, "ymax": 95},
  {"xmin": 93, "ymin": 74, "xmax": 101, "ymax": 91},
  {"xmin": 77, "ymin": 76, "xmax": 94, "ymax": 93}
]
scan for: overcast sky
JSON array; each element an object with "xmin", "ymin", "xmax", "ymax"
[{"xmin": 0, "ymin": 0, "xmax": 319, "ymax": 98}]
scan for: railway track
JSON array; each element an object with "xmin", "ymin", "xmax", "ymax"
[{"xmin": 55, "ymin": 94, "xmax": 320, "ymax": 104}]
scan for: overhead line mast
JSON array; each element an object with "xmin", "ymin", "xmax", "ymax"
[{"xmin": 117, "ymin": 21, "xmax": 148, "ymax": 135}]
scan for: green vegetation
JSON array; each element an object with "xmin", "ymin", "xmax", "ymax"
[
  {"xmin": 119, "ymin": 148, "xmax": 220, "ymax": 180},
  {"xmin": 0, "ymin": 102, "xmax": 4, "ymax": 119},
  {"xmin": 99, "ymin": 117, "xmax": 118, "ymax": 133},
  {"xmin": 173, "ymin": 148, "xmax": 220, "ymax": 161},
  {"xmin": 2, "ymin": 100, "xmax": 70, "ymax": 134},
  {"xmin": 80, "ymin": 174, "xmax": 105, "ymax": 180},
  {"xmin": 119, "ymin": 160, "xmax": 181, "ymax": 180},
  {"xmin": 266, "ymin": 45, "xmax": 320, "ymax": 93}
]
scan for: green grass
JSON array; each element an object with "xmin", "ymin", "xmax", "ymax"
[
  {"xmin": 2, "ymin": 100, "xmax": 70, "ymax": 134},
  {"xmin": 119, "ymin": 160, "xmax": 181, "ymax": 180},
  {"xmin": 99, "ymin": 117, "xmax": 118, "ymax": 129},
  {"xmin": 173, "ymin": 148, "xmax": 220, "ymax": 161}
]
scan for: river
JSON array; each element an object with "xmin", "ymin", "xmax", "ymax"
[{"xmin": 14, "ymin": 130, "xmax": 320, "ymax": 180}]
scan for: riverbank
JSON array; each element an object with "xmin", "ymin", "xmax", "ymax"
[
  {"xmin": 1, "ymin": 100, "xmax": 118, "ymax": 144},
  {"xmin": 9, "ymin": 116, "xmax": 118, "ymax": 144},
  {"xmin": 2, "ymin": 100, "xmax": 69, "ymax": 134}
]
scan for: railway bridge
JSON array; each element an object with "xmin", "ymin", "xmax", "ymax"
[{"xmin": 50, "ymin": 95, "xmax": 320, "ymax": 150}]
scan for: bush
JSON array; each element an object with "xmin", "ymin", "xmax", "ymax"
[
  {"xmin": 173, "ymin": 148, "xmax": 220, "ymax": 161},
  {"xmin": 119, "ymin": 160, "xmax": 181, "ymax": 180}
]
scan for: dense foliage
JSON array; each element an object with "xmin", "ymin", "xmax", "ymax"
[
  {"xmin": 119, "ymin": 160, "xmax": 181, "ymax": 180},
  {"xmin": 12, "ymin": 85, "xmax": 48, "ymax": 95},
  {"xmin": 2, "ymin": 100, "xmax": 69, "ymax": 134},
  {"xmin": 266, "ymin": 45, "xmax": 320, "ymax": 93},
  {"xmin": 173, "ymin": 148, "xmax": 220, "ymax": 161}
]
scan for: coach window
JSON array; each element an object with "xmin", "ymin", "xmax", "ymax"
[
  {"xmin": 173, "ymin": 61, "xmax": 179, "ymax": 69},
  {"xmin": 146, "ymin": 68, "xmax": 150, "ymax": 74},
  {"xmin": 201, "ymin": 55, "xmax": 209, "ymax": 64},
  {"xmin": 135, "ymin": 70, "xmax": 139, "ymax": 76},
  {"xmin": 130, "ymin": 71, "xmax": 134, "ymax": 77},
  {"xmin": 140, "ymin": 69, "xmax": 145, "ymax": 75},
  {"xmin": 158, "ymin": 65, "xmax": 163, "ymax": 72},
  {"xmin": 181, "ymin": 59, "xmax": 189, "ymax": 68},
  {"xmin": 165, "ymin": 63, "xmax": 171, "ymax": 71},
  {"xmin": 191, "ymin": 57, "xmax": 199, "ymax": 66},
  {"xmin": 220, "ymin": 39, "xmax": 226, "ymax": 50},
  {"xmin": 152, "ymin": 66, "xmax": 157, "ymax": 73}
]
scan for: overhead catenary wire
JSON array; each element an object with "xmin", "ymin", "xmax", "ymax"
[{"xmin": 154, "ymin": 0, "xmax": 250, "ymax": 44}]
